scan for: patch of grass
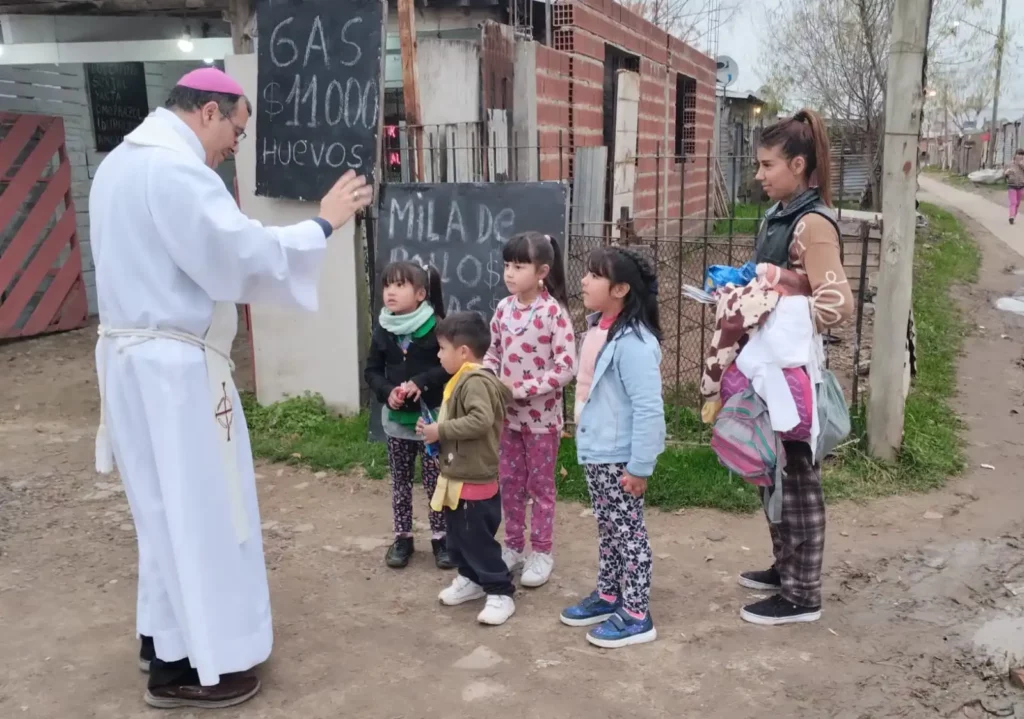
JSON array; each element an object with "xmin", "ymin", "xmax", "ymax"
[
  {"xmin": 241, "ymin": 393, "xmax": 389, "ymax": 479},
  {"xmin": 824, "ymin": 202, "xmax": 980, "ymax": 500},
  {"xmin": 712, "ymin": 203, "xmax": 761, "ymax": 236},
  {"xmin": 244, "ymin": 204, "xmax": 978, "ymax": 512}
]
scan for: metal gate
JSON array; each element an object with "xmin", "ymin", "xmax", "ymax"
[{"xmin": 0, "ymin": 113, "xmax": 88, "ymax": 339}]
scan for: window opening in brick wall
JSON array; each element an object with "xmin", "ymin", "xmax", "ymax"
[
  {"xmin": 603, "ymin": 44, "xmax": 640, "ymax": 221},
  {"xmin": 675, "ymin": 73, "xmax": 697, "ymax": 163}
]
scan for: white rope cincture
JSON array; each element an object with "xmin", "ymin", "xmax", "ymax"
[{"xmin": 93, "ymin": 325, "xmax": 235, "ymax": 474}]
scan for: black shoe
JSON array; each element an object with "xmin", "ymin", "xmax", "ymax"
[
  {"xmin": 145, "ymin": 670, "xmax": 261, "ymax": 709},
  {"xmin": 737, "ymin": 566, "xmax": 782, "ymax": 591},
  {"xmin": 139, "ymin": 635, "xmax": 155, "ymax": 673},
  {"xmin": 385, "ymin": 536, "xmax": 414, "ymax": 568},
  {"xmin": 740, "ymin": 594, "xmax": 821, "ymax": 626},
  {"xmin": 432, "ymin": 537, "xmax": 455, "ymax": 570},
  {"xmin": 1011, "ymin": 217, "xmax": 1016, "ymax": 225}
]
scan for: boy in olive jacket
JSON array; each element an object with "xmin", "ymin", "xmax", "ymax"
[{"xmin": 417, "ymin": 312, "xmax": 515, "ymax": 625}]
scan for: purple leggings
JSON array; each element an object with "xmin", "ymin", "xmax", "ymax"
[{"xmin": 721, "ymin": 363, "xmax": 813, "ymax": 441}]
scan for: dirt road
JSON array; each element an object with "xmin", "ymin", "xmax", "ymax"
[{"xmin": 3, "ymin": 195, "xmax": 1024, "ymax": 717}]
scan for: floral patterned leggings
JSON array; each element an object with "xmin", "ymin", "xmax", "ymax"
[
  {"xmin": 386, "ymin": 437, "xmax": 445, "ymax": 536},
  {"xmin": 585, "ymin": 463, "xmax": 653, "ymax": 616}
]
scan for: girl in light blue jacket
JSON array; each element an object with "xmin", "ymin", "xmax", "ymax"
[{"xmin": 560, "ymin": 246, "xmax": 665, "ymax": 649}]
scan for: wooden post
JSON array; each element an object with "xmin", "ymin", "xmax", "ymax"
[
  {"xmin": 867, "ymin": 0, "xmax": 933, "ymax": 461},
  {"xmin": 397, "ymin": 0, "xmax": 425, "ymax": 181},
  {"xmin": 228, "ymin": 0, "xmax": 255, "ymax": 54}
]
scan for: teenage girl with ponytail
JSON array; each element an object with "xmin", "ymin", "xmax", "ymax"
[
  {"xmin": 364, "ymin": 261, "xmax": 453, "ymax": 570},
  {"xmin": 729, "ymin": 109, "xmax": 854, "ymax": 625},
  {"xmin": 559, "ymin": 246, "xmax": 665, "ymax": 649}
]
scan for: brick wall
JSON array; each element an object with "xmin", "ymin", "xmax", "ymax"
[{"xmin": 534, "ymin": 0, "xmax": 716, "ymax": 234}]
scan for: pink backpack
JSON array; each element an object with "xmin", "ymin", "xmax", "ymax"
[{"xmin": 710, "ymin": 387, "xmax": 782, "ymax": 488}]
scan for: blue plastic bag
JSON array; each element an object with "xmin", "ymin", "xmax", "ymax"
[
  {"xmin": 420, "ymin": 401, "xmax": 440, "ymax": 457},
  {"xmin": 704, "ymin": 262, "xmax": 757, "ymax": 293}
]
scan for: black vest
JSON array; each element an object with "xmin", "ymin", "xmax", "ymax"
[{"xmin": 753, "ymin": 188, "xmax": 842, "ymax": 269}]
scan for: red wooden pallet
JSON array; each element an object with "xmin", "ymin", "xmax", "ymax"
[{"xmin": 0, "ymin": 113, "xmax": 88, "ymax": 339}]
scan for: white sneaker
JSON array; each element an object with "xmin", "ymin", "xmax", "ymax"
[
  {"xmin": 520, "ymin": 552, "xmax": 554, "ymax": 588},
  {"xmin": 477, "ymin": 595, "xmax": 516, "ymax": 625},
  {"xmin": 438, "ymin": 575, "xmax": 486, "ymax": 606},
  {"xmin": 502, "ymin": 546, "xmax": 525, "ymax": 572}
]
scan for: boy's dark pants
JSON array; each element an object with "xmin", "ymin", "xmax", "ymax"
[{"xmin": 444, "ymin": 493, "xmax": 515, "ymax": 596}]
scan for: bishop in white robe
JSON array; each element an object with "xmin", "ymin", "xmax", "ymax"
[{"xmin": 89, "ymin": 67, "xmax": 370, "ymax": 710}]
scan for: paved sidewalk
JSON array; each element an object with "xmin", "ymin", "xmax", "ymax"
[{"xmin": 919, "ymin": 175, "xmax": 1024, "ymax": 259}]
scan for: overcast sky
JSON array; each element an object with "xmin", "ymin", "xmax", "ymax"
[{"xmin": 718, "ymin": 0, "xmax": 1024, "ymax": 120}]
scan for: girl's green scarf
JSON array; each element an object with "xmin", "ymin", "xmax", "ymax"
[
  {"xmin": 379, "ymin": 302, "xmax": 436, "ymax": 427},
  {"xmin": 379, "ymin": 301, "xmax": 435, "ymax": 336}
]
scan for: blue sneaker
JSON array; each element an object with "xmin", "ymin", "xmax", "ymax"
[
  {"xmin": 586, "ymin": 607, "xmax": 657, "ymax": 648},
  {"xmin": 559, "ymin": 591, "xmax": 620, "ymax": 627}
]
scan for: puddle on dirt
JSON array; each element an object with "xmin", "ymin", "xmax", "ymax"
[
  {"xmin": 972, "ymin": 615, "xmax": 1024, "ymax": 664},
  {"xmin": 995, "ymin": 297, "xmax": 1024, "ymax": 315}
]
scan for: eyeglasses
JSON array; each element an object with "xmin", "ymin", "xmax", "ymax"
[
  {"xmin": 229, "ymin": 120, "xmax": 247, "ymax": 142},
  {"xmin": 218, "ymin": 110, "xmax": 247, "ymax": 142}
]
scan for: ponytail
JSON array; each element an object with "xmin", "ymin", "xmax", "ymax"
[
  {"xmin": 425, "ymin": 264, "xmax": 446, "ymax": 319},
  {"xmin": 544, "ymin": 237, "xmax": 570, "ymax": 310},
  {"xmin": 760, "ymin": 107, "xmax": 833, "ymax": 206}
]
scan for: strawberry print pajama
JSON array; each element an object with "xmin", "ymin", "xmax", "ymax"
[{"xmin": 485, "ymin": 292, "xmax": 576, "ymax": 555}]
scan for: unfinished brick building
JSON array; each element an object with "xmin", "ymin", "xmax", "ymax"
[{"xmin": 532, "ymin": 0, "xmax": 717, "ymax": 233}]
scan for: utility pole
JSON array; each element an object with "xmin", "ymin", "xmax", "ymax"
[
  {"xmin": 397, "ymin": 0, "xmax": 425, "ymax": 181},
  {"xmin": 867, "ymin": 0, "xmax": 933, "ymax": 461},
  {"xmin": 943, "ymin": 85, "xmax": 950, "ymax": 169},
  {"xmin": 988, "ymin": 0, "xmax": 1008, "ymax": 166}
]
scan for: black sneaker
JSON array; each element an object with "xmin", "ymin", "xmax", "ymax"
[
  {"xmin": 1011, "ymin": 218, "xmax": 1016, "ymax": 225},
  {"xmin": 738, "ymin": 566, "xmax": 782, "ymax": 590},
  {"xmin": 741, "ymin": 594, "xmax": 821, "ymax": 626},
  {"xmin": 432, "ymin": 537, "xmax": 455, "ymax": 570},
  {"xmin": 385, "ymin": 536, "xmax": 414, "ymax": 568},
  {"xmin": 139, "ymin": 635, "xmax": 155, "ymax": 673}
]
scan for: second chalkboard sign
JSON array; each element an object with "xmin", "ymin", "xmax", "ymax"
[
  {"xmin": 375, "ymin": 182, "xmax": 570, "ymax": 318},
  {"xmin": 256, "ymin": 0, "xmax": 386, "ymax": 201},
  {"xmin": 85, "ymin": 62, "xmax": 150, "ymax": 153}
]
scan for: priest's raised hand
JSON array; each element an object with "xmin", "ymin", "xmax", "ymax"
[{"xmin": 319, "ymin": 170, "xmax": 373, "ymax": 230}]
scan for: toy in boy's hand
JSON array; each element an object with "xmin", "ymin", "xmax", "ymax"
[
  {"xmin": 703, "ymin": 262, "xmax": 757, "ymax": 293},
  {"xmin": 416, "ymin": 402, "xmax": 441, "ymax": 454}
]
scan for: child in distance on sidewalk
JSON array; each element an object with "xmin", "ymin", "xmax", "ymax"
[
  {"xmin": 560, "ymin": 247, "xmax": 666, "ymax": 648},
  {"xmin": 418, "ymin": 312, "xmax": 517, "ymax": 626}
]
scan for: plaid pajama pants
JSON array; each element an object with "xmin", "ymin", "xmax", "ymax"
[{"xmin": 759, "ymin": 441, "xmax": 825, "ymax": 608}]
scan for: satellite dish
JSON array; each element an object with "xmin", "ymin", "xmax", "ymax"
[{"xmin": 716, "ymin": 56, "xmax": 738, "ymax": 88}]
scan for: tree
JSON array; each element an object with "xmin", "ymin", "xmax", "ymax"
[
  {"xmin": 619, "ymin": 0, "xmax": 742, "ymax": 44},
  {"xmin": 927, "ymin": 65, "xmax": 993, "ymax": 135},
  {"xmin": 758, "ymin": 0, "xmax": 986, "ymax": 209},
  {"xmin": 757, "ymin": 69, "xmax": 792, "ymax": 117}
]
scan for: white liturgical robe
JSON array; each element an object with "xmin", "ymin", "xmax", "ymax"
[{"xmin": 89, "ymin": 108, "xmax": 328, "ymax": 686}]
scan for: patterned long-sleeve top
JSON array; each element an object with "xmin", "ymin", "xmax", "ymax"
[
  {"xmin": 700, "ymin": 214, "xmax": 853, "ymax": 405},
  {"xmin": 484, "ymin": 292, "xmax": 577, "ymax": 435}
]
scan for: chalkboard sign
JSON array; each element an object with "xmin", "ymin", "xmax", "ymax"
[
  {"xmin": 85, "ymin": 62, "xmax": 150, "ymax": 152},
  {"xmin": 256, "ymin": 0, "xmax": 386, "ymax": 201},
  {"xmin": 375, "ymin": 182, "xmax": 569, "ymax": 317}
]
